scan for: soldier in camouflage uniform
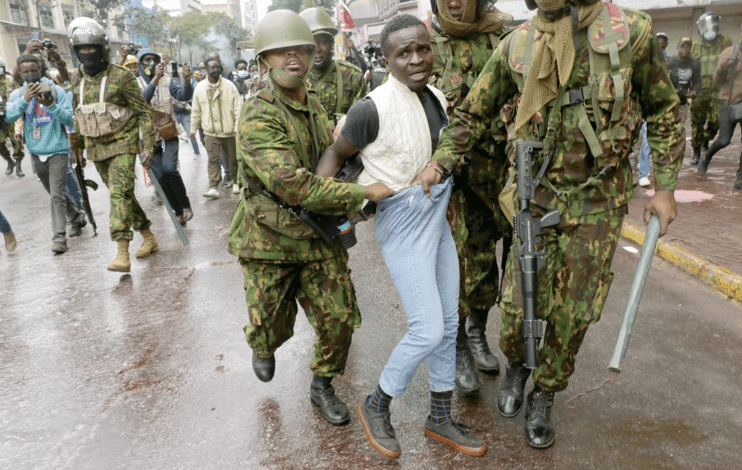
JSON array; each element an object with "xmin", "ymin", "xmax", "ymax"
[
  {"xmin": 430, "ymin": 0, "xmax": 683, "ymax": 449},
  {"xmin": 428, "ymin": 0, "xmax": 512, "ymax": 394},
  {"xmin": 0, "ymin": 59, "xmax": 25, "ymax": 177},
  {"xmin": 228, "ymin": 10, "xmax": 390, "ymax": 427},
  {"xmin": 690, "ymin": 12, "xmax": 731, "ymax": 165},
  {"xmin": 301, "ymin": 8, "xmax": 368, "ymax": 127},
  {"xmin": 68, "ymin": 18, "xmax": 158, "ymax": 272}
]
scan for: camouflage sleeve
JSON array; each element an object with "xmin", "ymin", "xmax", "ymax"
[
  {"xmin": 432, "ymin": 40, "xmax": 515, "ymax": 173},
  {"xmin": 70, "ymin": 71, "xmax": 85, "ymax": 149},
  {"xmin": 237, "ymin": 98, "xmax": 366, "ymax": 216},
  {"xmin": 631, "ymin": 13, "xmax": 683, "ymax": 191},
  {"xmin": 121, "ymin": 71, "xmax": 155, "ymax": 151},
  {"xmin": 349, "ymin": 68, "xmax": 368, "ymax": 104}
]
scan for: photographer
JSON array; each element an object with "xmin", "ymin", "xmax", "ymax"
[
  {"xmin": 698, "ymin": 41, "xmax": 742, "ymax": 190},
  {"xmin": 14, "ymin": 39, "xmax": 70, "ymax": 85},
  {"xmin": 136, "ymin": 48, "xmax": 195, "ymax": 224},
  {"xmin": 5, "ymin": 54, "xmax": 86, "ymax": 254},
  {"xmin": 669, "ymin": 38, "xmax": 701, "ymax": 121}
]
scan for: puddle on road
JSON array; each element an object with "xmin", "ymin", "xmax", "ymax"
[{"xmin": 644, "ymin": 189, "xmax": 713, "ymax": 202}]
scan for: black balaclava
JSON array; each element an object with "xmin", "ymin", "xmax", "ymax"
[{"xmin": 77, "ymin": 45, "xmax": 109, "ymax": 76}]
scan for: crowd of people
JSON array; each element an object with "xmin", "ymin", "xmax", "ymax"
[{"xmin": 0, "ymin": 0, "xmax": 740, "ymax": 462}]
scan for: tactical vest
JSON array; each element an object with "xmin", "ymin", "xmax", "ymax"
[
  {"xmin": 75, "ymin": 72, "xmax": 133, "ymax": 138},
  {"xmin": 430, "ymin": 30, "xmax": 499, "ymax": 99},
  {"xmin": 508, "ymin": 3, "xmax": 639, "ymax": 161},
  {"xmin": 137, "ymin": 75, "xmax": 174, "ymax": 115}
]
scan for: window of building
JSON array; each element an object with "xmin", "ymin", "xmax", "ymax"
[
  {"xmin": 10, "ymin": 4, "xmax": 28, "ymax": 25},
  {"xmin": 40, "ymin": 7, "xmax": 55, "ymax": 29}
]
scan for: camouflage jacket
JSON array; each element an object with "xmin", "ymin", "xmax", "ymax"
[
  {"xmin": 306, "ymin": 60, "xmax": 368, "ymax": 125},
  {"xmin": 70, "ymin": 64, "xmax": 155, "ymax": 161},
  {"xmin": 0, "ymin": 74, "xmax": 17, "ymax": 99},
  {"xmin": 229, "ymin": 87, "xmax": 367, "ymax": 262},
  {"xmin": 691, "ymin": 34, "xmax": 733, "ymax": 90},
  {"xmin": 433, "ymin": 6, "xmax": 683, "ymax": 222},
  {"xmin": 429, "ymin": 26, "xmax": 508, "ymax": 201}
]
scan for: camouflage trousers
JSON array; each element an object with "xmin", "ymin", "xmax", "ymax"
[
  {"xmin": 0, "ymin": 127, "xmax": 25, "ymax": 161},
  {"xmin": 241, "ymin": 254, "xmax": 362, "ymax": 377},
  {"xmin": 448, "ymin": 187, "xmax": 507, "ymax": 320},
  {"xmin": 499, "ymin": 205, "xmax": 626, "ymax": 392},
  {"xmin": 93, "ymin": 153, "xmax": 151, "ymax": 242},
  {"xmin": 690, "ymin": 88, "xmax": 721, "ymax": 149}
]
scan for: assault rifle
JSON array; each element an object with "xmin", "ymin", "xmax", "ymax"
[
  {"xmin": 73, "ymin": 163, "xmax": 98, "ymax": 236},
  {"xmin": 514, "ymin": 141, "xmax": 560, "ymax": 369}
]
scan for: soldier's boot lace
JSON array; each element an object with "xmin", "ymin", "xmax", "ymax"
[
  {"xmin": 310, "ymin": 375, "xmax": 350, "ymax": 426},
  {"xmin": 525, "ymin": 386, "xmax": 556, "ymax": 449},
  {"xmin": 467, "ymin": 308, "xmax": 500, "ymax": 374},
  {"xmin": 107, "ymin": 239, "xmax": 131, "ymax": 272},
  {"xmin": 497, "ymin": 361, "xmax": 531, "ymax": 417},
  {"xmin": 135, "ymin": 228, "xmax": 159, "ymax": 258},
  {"xmin": 454, "ymin": 322, "xmax": 482, "ymax": 394}
]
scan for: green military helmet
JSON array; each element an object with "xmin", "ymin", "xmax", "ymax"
[
  {"xmin": 254, "ymin": 9, "xmax": 316, "ymax": 57},
  {"xmin": 300, "ymin": 8, "xmax": 339, "ymax": 37},
  {"xmin": 69, "ymin": 17, "xmax": 110, "ymax": 59}
]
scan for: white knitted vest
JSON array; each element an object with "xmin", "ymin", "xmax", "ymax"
[{"xmin": 357, "ymin": 74, "xmax": 447, "ymax": 191}]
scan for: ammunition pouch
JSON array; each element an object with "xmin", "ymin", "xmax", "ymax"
[{"xmin": 75, "ymin": 74, "xmax": 133, "ymax": 138}]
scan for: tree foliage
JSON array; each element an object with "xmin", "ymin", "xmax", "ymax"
[
  {"xmin": 205, "ymin": 12, "xmax": 250, "ymax": 52},
  {"xmin": 83, "ymin": 0, "xmax": 128, "ymax": 22},
  {"xmin": 126, "ymin": 7, "xmax": 169, "ymax": 48},
  {"xmin": 266, "ymin": 0, "xmax": 335, "ymax": 14}
]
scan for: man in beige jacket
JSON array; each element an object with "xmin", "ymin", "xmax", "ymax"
[{"xmin": 190, "ymin": 56, "xmax": 242, "ymax": 197}]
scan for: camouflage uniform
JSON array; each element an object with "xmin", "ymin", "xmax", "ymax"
[
  {"xmin": 306, "ymin": 60, "xmax": 368, "ymax": 126},
  {"xmin": 70, "ymin": 64, "xmax": 156, "ymax": 241},
  {"xmin": 690, "ymin": 34, "xmax": 732, "ymax": 150},
  {"xmin": 429, "ymin": 28, "xmax": 509, "ymax": 322},
  {"xmin": 433, "ymin": 5, "xmax": 684, "ymax": 392},
  {"xmin": 0, "ymin": 75, "xmax": 24, "ymax": 165},
  {"xmin": 229, "ymin": 86, "xmax": 367, "ymax": 377}
]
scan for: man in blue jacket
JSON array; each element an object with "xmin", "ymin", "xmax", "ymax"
[
  {"xmin": 136, "ymin": 48, "xmax": 195, "ymax": 224},
  {"xmin": 6, "ymin": 54, "xmax": 86, "ymax": 254}
]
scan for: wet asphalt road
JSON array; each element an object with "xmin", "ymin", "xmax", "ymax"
[{"xmin": 1, "ymin": 141, "xmax": 741, "ymax": 470}]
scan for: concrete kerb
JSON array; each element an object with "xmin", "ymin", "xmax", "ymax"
[{"xmin": 621, "ymin": 222, "xmax": 742, "ymax": 303}]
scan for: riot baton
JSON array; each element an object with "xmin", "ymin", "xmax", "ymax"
[
  {"xmin": 140, "ymin": 155, "xmax": 189, "ymax": 247},
  {"xmin": 73, "ymin": 163, "xmax": 98, "ymax": 236},
  {"xmin": 608, "ymin": 214, "xmax": 661, "ymax": 373}
]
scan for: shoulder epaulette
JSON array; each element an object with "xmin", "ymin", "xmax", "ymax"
[{"xmin": 256, "ymin": 89, "xmax": 274, "ymax": 103}]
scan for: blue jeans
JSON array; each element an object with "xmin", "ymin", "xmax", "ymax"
[
  {"xmin": 66, "ymin": 164, "xmax": 81, "ymax": 206},
  {"xmin": 174, "ymin": 112, "xmax": 200, "ymax": 155},
  {"xmin": 639, "ymin": 121, "xmax": 651, "ymax": 179},
  {"xmin": 375, "ymin": 178, "xmax": 459, "ymax": 396},
  {"xmin": 0, "ymin": 208, "xmax": 11, "ymax": 234}
]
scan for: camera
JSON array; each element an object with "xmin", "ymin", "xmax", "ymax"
[
  {"xmin": 171, "ymin": 61, "xmax": 178, "ymax": 79},
  {"xmin": 42, "ymin": 39, "xmax": 55, "ymax": 50},
  {"xmin": 127, "ymin": 43, "xmax": 140, "ymax": 56}
]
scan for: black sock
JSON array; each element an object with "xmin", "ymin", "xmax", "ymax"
[
  {"xmin": 429, "ymin": 390, "xmax": 453, "ymax": 425},
  {"xmin": 366, "ymin": 384, "xmax": 392, "ymax": 413}
]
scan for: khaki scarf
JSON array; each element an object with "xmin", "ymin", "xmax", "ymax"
[
  {"xmin": 514, "ymin": 1, "xmax": 603, "ymax": 137},
  {"xmin": 435, "ymin": 0, "xmax": 512, "ymax": 38}
]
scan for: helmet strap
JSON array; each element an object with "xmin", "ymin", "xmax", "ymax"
[{"xmin": 259, "ymin": 55, "xmax": 311, "ymax": 92}]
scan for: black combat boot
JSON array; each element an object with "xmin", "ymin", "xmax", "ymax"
[
  {"xmin": 497, "ymin": 361, "xmax": 531, "ymax": 417},
  {"xmin": 252, "ymin": 352, "xmax": 275, "ymax": 382},
  {"xmin": 15, "ymin": 160, "xmax": 24, "ymax": 177},
  {"xmin": 524, "ymin": 386, "xmax": 556, "ymax": 449},
  {"xmin": 3, "ymin": 155, "xmax": 14, "ymax": 175},
  {"xmin": 467, "ymin": 308, "xmax": 500, "ymax": 374},
  {"xmin": 310, "ymin": 375, "xmax": 350, "ymax": 425},
  {"xmin": 735, "ymin": 153, "xmax": 742, "ymax": 190},
  {"xmin": 698, "ymin": 153, "xmax": 711, "ymax": 174},
  {"xmin": 455, "ymin": 322, "xmax": 482, "ymax": 393},
  {"xmin": 691, "ymin": 147, "xmax": 701, "ymax": 165}
]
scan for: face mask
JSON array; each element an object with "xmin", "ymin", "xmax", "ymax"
[
  {"xmin": 238, "ymin": 70, "xmax": 250, "ymax": 79},
  {"xmin": 208, "ymin": 68, "xmax": 221, "ymax": 79},
  {"xmin": 703, "ymin": 31, "xmax": 717, "ymax": 42},
  {"xmin": 144, "ymin": 63, "xmax": 156, "ymax": 76},
  {"xmin": 22, "ymin": 73, "xmax": 41, "ymax": 84}
]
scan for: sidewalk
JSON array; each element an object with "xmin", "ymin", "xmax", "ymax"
[{"xmin": 624, "ymin": 124, "xmax": 742, "ymax": 302}]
